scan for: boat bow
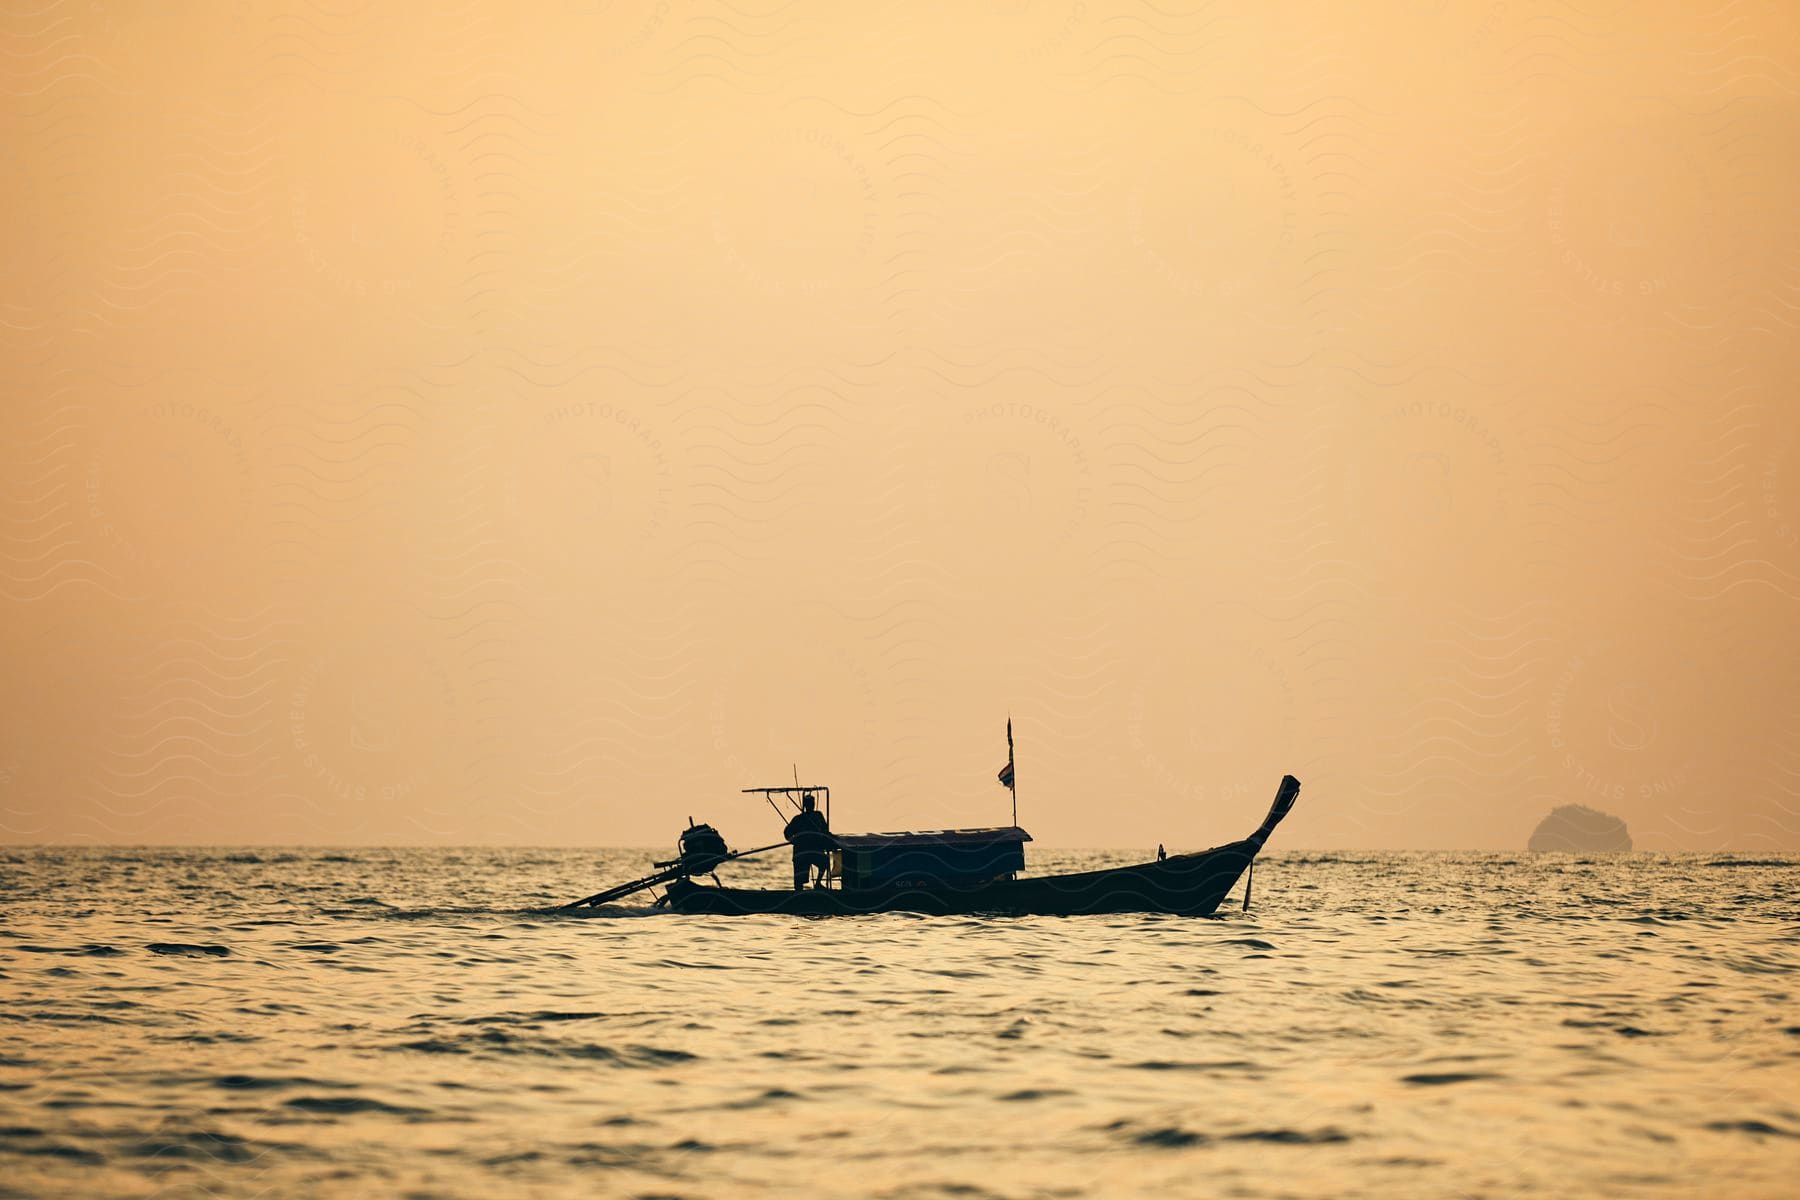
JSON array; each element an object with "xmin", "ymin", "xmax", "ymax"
[{"xmin": 1248, "ymin": 774, "xmax": 1302, "ymax": 850}]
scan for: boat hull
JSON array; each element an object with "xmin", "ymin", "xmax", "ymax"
[{"xmin": 662, "ymin": 839, "xmax": 1259, "ymax": 917}]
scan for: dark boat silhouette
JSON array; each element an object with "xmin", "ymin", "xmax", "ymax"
[{"xmin": 565, "ymin": 774, "xmax": 1301, "ymax": 918}]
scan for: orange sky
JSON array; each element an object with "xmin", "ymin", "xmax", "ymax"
[{"xmin": 2, "ymin": 2, "xmax": 1797, "ymax": 849}]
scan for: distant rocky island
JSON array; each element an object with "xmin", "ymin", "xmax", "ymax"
[{"xmin": 1527, "ymin": 804, "xmax": 1632, "ymax": 852}]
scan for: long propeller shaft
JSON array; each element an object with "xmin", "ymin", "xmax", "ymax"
[{"xmin": 561, "ymin": 840, "xmax": 790, "ymax": 910}]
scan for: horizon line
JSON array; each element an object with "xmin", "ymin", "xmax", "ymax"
[{"xmin": 0, "ymin": 843, "xmax": 1770, "ymax": 855}]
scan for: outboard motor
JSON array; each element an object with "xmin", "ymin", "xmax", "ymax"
[
  {"xmin": 566, "ymin": 818, "xmax": 736, "ymax": 910},
  {"xmin": 654, "ymin": 817, "xmax": 729, "ymax": 875}
]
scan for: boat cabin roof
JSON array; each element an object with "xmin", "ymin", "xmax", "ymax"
[{"xmin": 833, "ymin": 826, "xmax": 1031, "ymax": 851}]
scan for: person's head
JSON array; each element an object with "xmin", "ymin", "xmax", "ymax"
[{"xmin": 801, "ymin": 793, "xmax": 816, "ymax": 812}]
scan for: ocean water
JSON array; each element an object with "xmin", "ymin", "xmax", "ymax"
[{"xmin": 2, "ymin": 849, "xmax": 1798, "ymax": 1199}]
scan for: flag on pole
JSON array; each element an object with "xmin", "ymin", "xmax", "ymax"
[{"xmin": 997, "ymin": 718, "xmax": 1015, "ymax": 789}]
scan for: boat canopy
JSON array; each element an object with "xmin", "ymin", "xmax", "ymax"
[
  {"xmin": 833, "ymin": 826, "xmax": 1030, "ymax": 891},
  {"xmin": 833, "ymin": 826, "xmax": 1031, "ymax": 850}
]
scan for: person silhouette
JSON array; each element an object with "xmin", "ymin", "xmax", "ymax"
[
  {"xmin": 784, "ymin": 793, "xmax": 833, "ymax": 890},
  {"xmin": 1157, "ymin": 843, "xmax": 1167, "ymax": 862}
]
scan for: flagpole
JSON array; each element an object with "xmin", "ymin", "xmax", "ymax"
[{"xmin": 1008, "ymin": 716, "xmax": 1016, "ymax": 827}]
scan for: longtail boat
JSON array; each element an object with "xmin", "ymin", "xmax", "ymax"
[{"xmin": 563, "ymin": 773, "xmax": 1301, "ymax": 918}]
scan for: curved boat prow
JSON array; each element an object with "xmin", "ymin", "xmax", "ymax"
[{"xmin": 1248, "ymin": 774, "xmax": 1301, "ymax": 850}]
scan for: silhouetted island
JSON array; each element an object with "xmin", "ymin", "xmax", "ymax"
[{"xmin": 1527, "ymin": 804, "xmax": 1632, "ymax": 852}]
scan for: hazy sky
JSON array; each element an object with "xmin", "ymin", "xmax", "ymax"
[{"xmin": 2, "ymin": 2, "xmax": 1797, "ymax": 849}]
